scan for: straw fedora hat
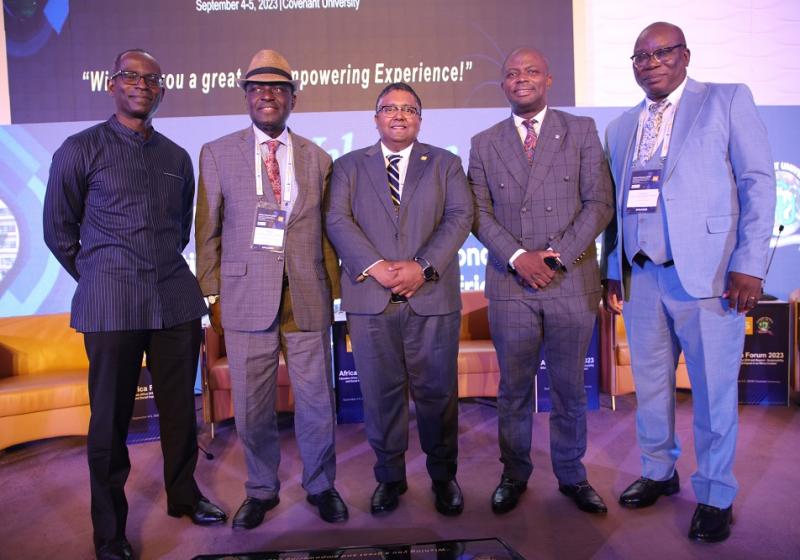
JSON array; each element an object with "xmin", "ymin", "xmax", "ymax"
[{"xmin": 237, "ymin": 49, "xmax": 299, "ymax": 90}]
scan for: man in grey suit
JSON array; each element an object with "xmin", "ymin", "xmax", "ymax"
[
  {"xmin": 325, "ymin": 82, "xmax": 472, "ymax": 517},
  {"xmin": 602, "ymin": 22, "xmax": 775, "ymax": 542},
  {"xmin": 469, "ymin": 48, "xmax": 613, "ymax": 515},
  {"xmin": 195, "ymin": 49, "xmax": 347, "ymax": 529}
]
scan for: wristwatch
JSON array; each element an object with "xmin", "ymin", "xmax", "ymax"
[
  {"xmin": 207, "ymin": 294, "xmax": 220, "ymax": 305},
  {"xmin": 414, "ymin": 257, "xmax": 439, "ymax": 282}
]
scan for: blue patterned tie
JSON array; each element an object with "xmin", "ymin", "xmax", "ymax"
[
  {"xmin": 387, "ymin": 154, "xmax": 402, "ymax": 206},
  {"xmin": 636, "ymin": 99, "xmax": 670, "ymax": 166}
]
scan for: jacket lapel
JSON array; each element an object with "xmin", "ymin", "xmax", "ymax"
[
  {"xmin": 236, "ymin": 128, "xmax": 256, "ymax": 193},
  {"xmin": 491, "ymin": 117, "xmax": 529, "ymax": 189},
  {"xmin": 398, "ymin": 142, "xmax": 429, "ymax": 208},
  {"xmin": 364, "ymin": 142, "xmax": 399, "ymax": 222},
  {"xmin": 615, "ymin": 106, "xmax": 641, "ymax": 208},
  {"xmin": 287, "ymin": 130, "xmax": 309, "ymax": 227},
  {"xmin": 525, "ymin": 110, "xmax": 565, "ymax": 199},
  {"xmin": 663, "ymin": 78, "xmax": 708, "ymax": 182}
]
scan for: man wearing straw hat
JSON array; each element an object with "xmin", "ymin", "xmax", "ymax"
[{"xmin": 195, "ymin": 49, "xmax": 346, "ymax": 529}]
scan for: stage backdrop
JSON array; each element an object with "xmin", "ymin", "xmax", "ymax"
[{"xmin": 1, "ymin": 0, "xmax": 799, "ymax": 318}]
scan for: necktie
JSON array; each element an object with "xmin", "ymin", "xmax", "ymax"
[
  {"xmin": 263, "ymin": 139, "xmax": 282, "ymax": 204},
  {"xmin": 387, "ymin": 154, "xmax": 402, "ymax": 206},
  {"xmin": 636, "ymin": 99, "xmax": 670, "ymax": 166},
  {"xmin": 523, "ymin": 119, "xmax": 538, "ymax": 162}
]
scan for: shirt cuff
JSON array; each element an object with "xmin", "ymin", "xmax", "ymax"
[{"xmin": 508, "ymin": 249, "xmax": 526, "ymax": 269}]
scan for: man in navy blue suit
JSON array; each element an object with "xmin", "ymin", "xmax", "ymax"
[{"xmin": 44, "ymin": 49, "xmax": 226, "ymax": 560}]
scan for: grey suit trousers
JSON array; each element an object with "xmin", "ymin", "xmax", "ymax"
[{"xmin": 490, "ymin": 295, "xmax": 597, "ymax": 485}]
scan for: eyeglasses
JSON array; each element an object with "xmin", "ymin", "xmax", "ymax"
[
  {"xmin": 110, "ymin": 70, "xmax": 165, "ymax": 88},
  {"xmin": 377, "ymin": 105, "xmax": 420, "ymax": 117},
  {"xmin": 246, "ymin": 84, "xmax": 293, "ymax": 96},
  {"xmin": 630, "ymin": 44, "xmax": 685, "ymax": 68}
]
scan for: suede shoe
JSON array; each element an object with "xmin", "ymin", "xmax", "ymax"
[
  {"xmin": 491, "ymin": 475, "xmax": 527, "ymax": 514},
  {"xmin": 95, "ymin": 537, "xmax": 133, "ymax": 560},
  {"xmin": 432, "ymin": 479, "xmax": 464, "ymax": 516},
  {"xmin": 370, "ymin": 480, "xmax": 408, "ymax": 514},
  {"xmin": 306, "ymin": 488, "xmax": 349, "ymax": 523},
  {"xmin": 167, "ymin": 495, "xmax": 227, "ymax": 525},
  {"xmin": 619, "ymin": 471, "xmax": 680, "ymax": 508},
  {"xmin": 558, "ymin": 480, "xmax": 608, "ymax": 514},
  {"xmin": 231, "ymin": 496, "xmax": 280, "ymax": 530},
  {"xmin": 688, "ymin": 503, "xmax": 733, "ymax": 543}
]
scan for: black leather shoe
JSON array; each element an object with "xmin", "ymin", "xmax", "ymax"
[
  {"xmin": 688, "ymin": 503, "xmax": 733, "ymax": 543},
  {"xmin": 306, "ymin": 488, "xmax": 349, "ymax": 523},
  {"xmin": 370, "ymin": 480, "xmax": 408, "ymax": 514},
  {"xmin": 167, "ymin": 495, "xmax": 227, "ymax": 525},
  {"xmin": 95, "ymin": 537, "xmax": 133, "ymax": 560},
  {"xmin": 558, "ymin": 480, "xmax": 608, "ymax": 514},
  {"xmin": 619, "ymin": 471, "xmax": 680, "ymax": 508},
  {"xmin": 432, "ymin": 479, "xmax": 464, "ymax": 516},
  {"xmin": 491, "ymin": 475, "xmax": 527, "ymax": 514},
  {"xmin": 231, "ymin": 496, "xmax": 280, "ymax": 530}
]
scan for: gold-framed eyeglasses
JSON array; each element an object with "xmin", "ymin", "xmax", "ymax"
[
  {"xmin": 377, "ymin": 104, "xmax": 420, "ymax": 117},
  {"xmin": 630, "ymin": 44, "xmax": 685, "ymax": 68},
  {"xmin": 110, "ymin": 70, "xmax": 165, "ymax": 88}
]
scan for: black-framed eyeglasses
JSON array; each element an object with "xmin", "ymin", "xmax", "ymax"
[
  {"xmin": 110, "ymin": 70, "xmax": 165, "ymax": 88},
  {"xmin": 246, "ymin": 83, "xmax": 293, "ymax": 96},
  {"xmin": 377, "ymin": 104, "xmax": 420, "ymax": 117},
  {"xmin": 630, "ymin": 44, "xmax": 685, "ymax": 68}
]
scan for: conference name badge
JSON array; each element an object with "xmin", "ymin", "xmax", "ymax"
[
  {"xmin": 252, "ymin": 204, "xmax": 287, "ymax": 252},
  {"xmin": 626, "ymin": 168, "xmax": 662, "ymax": 213}
]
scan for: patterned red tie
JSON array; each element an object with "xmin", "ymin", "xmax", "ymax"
[
  {"xmin": 523, "ymin": 119, "xmax": 538, "ymax": 162},
  {"xmin": 263, "ymin": 139, "xmax": 281, "ymax": 204}
]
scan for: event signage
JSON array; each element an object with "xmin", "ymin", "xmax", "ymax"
[{"xmin": 739, "ymin": 301, "xmax": 792, "ymax": 406}]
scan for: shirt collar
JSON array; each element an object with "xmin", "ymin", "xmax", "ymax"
[
  {"xmin": 381, "ymin": 142, "xmax": 414, "ymax": 160},
  {"xmin": 644, "ymin": 75, "xmax": 688, "ymax": 109},
  {"xmin": 253, "ymin": 124, "xmax": 289, "ymax": 146},
  {"xmin": 512, "ymin": 106, "xmax": 548, "ymax": 129},
  {"xmin": 108, "ymin": 114, "xmax": 155, "ymax": 141}
]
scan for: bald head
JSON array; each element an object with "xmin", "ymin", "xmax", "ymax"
[
  {"xmin": 502, "ymin": 48, "xmax": 550, "ymax": 78},
  {"xmin": 632, "ymin": 21, "xmax": 690, "ymax": 100}
]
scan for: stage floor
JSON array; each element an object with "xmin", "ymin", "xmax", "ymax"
[{"xmin": 2, "ymin": 394, "xmax": 799, "ymax": 560}]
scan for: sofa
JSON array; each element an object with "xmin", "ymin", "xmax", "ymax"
[
  {"xmin": 201, "ymin": 291, "xmax": 502, "ymax": 435},
  {"xmin": 599, "ymin": 305, "xmax": 690, "ymax": 409},
  {"xmin": 0, "ymin": 313, "xmax": 90, "ymax": 450}
]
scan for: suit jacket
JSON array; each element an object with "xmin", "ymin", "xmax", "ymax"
[
  {"xmin": 195, "ymin": 127, "xmax": 339, "ymax": 332},
  {"xmin": 601, "ymin": 78, "xmax": 776, "ymax": 299},
  {"xmin": 469, "ymin": 109, "xmax": 613, "ymax": 300},
  {"xmin": 325, "ymin": 141, "xmax": 473, "ymax": 316}
]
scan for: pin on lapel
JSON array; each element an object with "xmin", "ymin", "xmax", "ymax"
[{"xmin": 421, "ymin": 155, "xmax": 428, "ymax": 161}]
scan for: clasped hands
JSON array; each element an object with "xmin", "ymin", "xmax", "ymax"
[
  {"xmin": 369, "ymin": 260, "xmax": 425, "ymax": 298},
  {"xmin": 512, "ymin": 249, "xmax": 561, "ymax": 289}
]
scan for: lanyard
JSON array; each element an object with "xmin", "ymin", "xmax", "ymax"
[{"xmin": 255, "ymin": 134, "xmax": 294, "ymax": 204}]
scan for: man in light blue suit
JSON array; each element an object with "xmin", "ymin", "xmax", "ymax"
[{"xmin": 602, "ymin": 22, "xmax": 775, "ymax": 543}]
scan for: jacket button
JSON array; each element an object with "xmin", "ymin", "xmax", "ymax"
[
  {"xmin": 563, "ymin": 176, "xmax": 570, "ymax": 181},
  {"xmin": 521, "ymin": 207, "xmax": 527, "ymax": 213},
  {"xmin": 277, "ymin": 256, "xmax": 284, "ymax": 262},
  {"xmin": 546, "ymin": 206, "xmax": 552, "ymax": 212}
]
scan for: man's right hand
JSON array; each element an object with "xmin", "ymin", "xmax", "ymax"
[
  {"xmin": 209, "ymin": 301, "xmax": 224, "ymax": 336},
  {"xmin": 602, "ymin": 279, "xmax": 623, "ymax": 314},
  {"xmin": 512, "ymin": 250, "xmax": 559, "ymax": 289},
  {"xmin": 367, "ymin": 260, "xmax": 400, "ymax": 289}
]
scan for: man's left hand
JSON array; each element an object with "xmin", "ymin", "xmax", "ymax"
[
  {"xmin": 388, "ymin": 260, "xmax": 426, "ymax": 298},
  {"xmin": 723, "ymin": 271, "xmax": 762, "ymax": 313}
]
